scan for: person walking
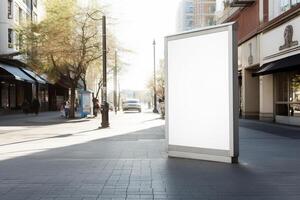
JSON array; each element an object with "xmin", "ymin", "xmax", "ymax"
[
  {"xmin": 64, "ymin": 101, "xmax": 70, "ymax": 119},
  {"xmin": 93, "ymin": 98, "xmax": 100, "ymax": 117}
]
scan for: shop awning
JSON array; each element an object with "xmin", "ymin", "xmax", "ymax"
[
  {"xmin": 253, "ymin": 54, "xmax": 300, "ymax": 76},
  {"xmin": 21, "ymin": 68, "xmax": 47, "ymax": 84},
  {"xmin": 0, "ymin": 63, "xmax": 35, "ymax": 83}
]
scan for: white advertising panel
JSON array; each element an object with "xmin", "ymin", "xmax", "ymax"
[{"xmin": 165, "ymin": 23, "xmax": 239, "ymax": 163}]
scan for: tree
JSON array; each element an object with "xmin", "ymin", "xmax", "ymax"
[
  {"xmin": 147, "ymin": 59, "xmax": 165, "ymax": 100},
  {"xmin": 19, "ymin": 0, "xmax": 120, "ymax": 118}
]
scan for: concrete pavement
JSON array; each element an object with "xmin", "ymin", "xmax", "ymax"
[{"xmin": 0, "ymin": 112, "xmax": 300, "ymax": 199}]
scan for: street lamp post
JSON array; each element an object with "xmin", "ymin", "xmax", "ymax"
[
  {"xmin": 153, "ymin": 40, "xmax": 158, "ymax": 113},
  {"xmin": 101, "ymin": 15, "xmax": 109, "ymax": 128},
  {"xmin": 113, "ymin": 50, "xmax": 118, "ymax": 115}
]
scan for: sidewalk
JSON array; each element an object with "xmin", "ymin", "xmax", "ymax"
[{"xmin": 0, "ymin": 114, "xmax": 300, "ymax": 200}]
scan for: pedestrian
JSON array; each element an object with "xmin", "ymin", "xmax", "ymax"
[
  {"xmin": 93, "ymin": 98, "xmax": 100, "ymax": 117},
  {"xmin": 65, "ymin": 101, "xmax": 70, "ymax": 119},
  {"xmin": 158, "ymin": 97, "xmax": 165, "ymax": 119},
  {"xmin": 31, "ymin": 98, "xmax": 40, "ymax": 115}
]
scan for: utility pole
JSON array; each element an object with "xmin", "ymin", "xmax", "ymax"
[
  {"xmin": 113, "ymin": 51, "xmax": 118, "ymax": 114},
  {"xmin": 101, "ymin": 15, "xmax": 109, "ymax": 128},
  {"xmin": 118, "ymin": 81, "xmax": 121, "ymax": 111},
  {"xmin": 153, "ymin": 40, "xmax": 158, "ymax": 113}
]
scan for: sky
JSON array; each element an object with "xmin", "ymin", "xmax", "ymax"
[
  {"xmin": 41, "ymin": 0, "xmax": 222, "ymax": 91},
  {"xmin": 101, "ymin": 0, "xmax": 182, "ymax": 91},
  {"xmin": 101, "ymin": 0, "xmax": 223, "ymax": 91}
]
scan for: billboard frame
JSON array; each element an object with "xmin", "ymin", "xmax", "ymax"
[{"xmin": 165, "ymin": 22, "xmax": 239, "ymax": 163}]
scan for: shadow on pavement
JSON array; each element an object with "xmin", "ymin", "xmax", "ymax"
[
  {"xmin": 0, "ymin": 111, "xmax": 92, "ymax": 127},
  {"xmin": 240, "ymin": 119, "xmax": 300, "ymax": 139},
  {"xmin": 0, "ymin": 123, "xmax": 300, "ymax": 199}
]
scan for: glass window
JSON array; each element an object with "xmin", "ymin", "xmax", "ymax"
[
  {"xmin": 276, "ymin": 104, "xmax": 289, "ymax": 116},
  {"xmin": 279, "ymin": 0, "xmax": 300, "ymax": 14},
  {"xmin": 1, "ymin": 83, "xmax": 9, "ymax": 108},
  {"xmin": 291, "ymin": 0, "xmax": 300, "ymax": 6},
  {"xmin": 290, "ymin": 104, "xmax": 300, "ymax": 117},
  {"xmin": 15, "ymin": 4, "xmax": 19, "ymax": 23},
  {"xmin": 8, "ymin": 28, "xmax": 13, "ymax": 48},
  {"xmin": 19, "ymin": 7, "xmax": 23, "ymax": 23},
  {"xmin": 16, "ymin": 84, "xmax": 24, "ymax": 107},
  {"xmin": 10, "ymin": 84, "xmax": 16, "ymax": 108},
  {"xmin": 209, "ymin": 5, "xmax": 216, "ymax": 13},
  {"xmin": 280, "ymin": 0, "xmax": 291, "ymax": 12},
  {"xmin": 272, "ymin": 0, "xmax": 300, "ymax": 19},
  {"xmin": 289, "ymin": 71, "xmax": 300, "ymax": 102},
  {"xmin": 275, "ymin": 70, "xmax": 300, "ymax": 117},
  {"xmin": 276, "ymin": 72, "xmax": 288, "ymax": 102},
  {"xmin": 8, "ymin": 0, "xmax": 13, "ymax": 19}
]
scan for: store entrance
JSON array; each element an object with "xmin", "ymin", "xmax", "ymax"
[{"xmin": 275, "ymin": 70, "xmax": 300, "ymax": 125}]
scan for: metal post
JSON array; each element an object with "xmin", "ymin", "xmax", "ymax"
[
  {"xmin": 153, "ymin": 40, "xmax": 158, "ymax": 113},
  {"xmin": 113, "ymin": 50, "xmax": 118, "ymax": 114},
  {"xmin": 101, "ymin": 16, "xmax": 109, "ymax": 128},
  {"xmin": 118, "ymin": 81, "xmax": 121, "ymax": 111}
]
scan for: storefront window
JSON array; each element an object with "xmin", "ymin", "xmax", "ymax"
[
  {"xmin": 276, "ymin": 72, "xmax": 288, "ymax": 102},
  {"xmin": 289, "ymin": 71, "xmax": 300, "ymax": 102},
  {"xmin": 10, "ymin": 84, "xmax": 16, "ymax": 108},
  {"xmin": 275, "ymin": 70, "xmax": 300, "ymax": 117},
  {"xmin": 17, "ymin": 84, "xmax": 24, "ymax": 107},
  {"xmin": 276, "ymin": 104, "xmax": 289, "ymax": 116},
  {"xmin": 1, "ymin": 83, "xmax": 9, "ymax": 108},
  {"xmin": 290, "ymin": 104, "xmax": 300, "ymax": 117}
]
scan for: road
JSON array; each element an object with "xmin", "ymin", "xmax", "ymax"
[{"xmin": 0, "ymin": 111, "xmax": 300, "ymax": 200}]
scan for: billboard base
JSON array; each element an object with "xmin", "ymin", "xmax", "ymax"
[{"xmin": 168, "ymin": 150, "xmax": 238, "ymax": 164}]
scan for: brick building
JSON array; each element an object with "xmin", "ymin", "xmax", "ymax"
[{"xmin": 217, "ymin": 0, "xmax": 300, "ymax": 125}]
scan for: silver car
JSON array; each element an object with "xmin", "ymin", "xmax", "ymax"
[{"xmin": 122, "ymin": 99, "xmax": 141, "ymax": 112}]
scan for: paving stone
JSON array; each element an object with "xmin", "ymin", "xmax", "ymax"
[{"xmin": 0, "ymin": 113, "xmax": 300, "ymax": 200}]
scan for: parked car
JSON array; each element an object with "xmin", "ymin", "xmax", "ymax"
[{"xmin": 122, "ymin": 99, "xmax": 141, "ymax": 112}]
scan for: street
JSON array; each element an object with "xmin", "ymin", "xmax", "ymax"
[{"xmin": 0, "ymin": 112, "xmax": 300, "ymax": 199}]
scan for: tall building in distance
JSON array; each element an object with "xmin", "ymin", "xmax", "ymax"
[
  {"xmin": 176, "ymin": 0, "xmax": 194, "ymax": 32},
  {"xmin": 176, "ymin": 0, "xmax": 216, "ymax": 32},
  {"xmin": 0, "ymin": 0, "xmax": 39, "ymax": 56},
  {"xmin": 193, "ymin": 0, "xmax": 216, "ymax": 28}
]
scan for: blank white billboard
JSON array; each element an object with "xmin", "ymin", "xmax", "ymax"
[{"xmin": 165, "ymin": 23, "xmax": 239, "ymax": 163}]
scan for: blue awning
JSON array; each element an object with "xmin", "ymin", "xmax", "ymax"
[{"xmin": 0, "ymin": 63, "xmax": 35, "ymax": 83}]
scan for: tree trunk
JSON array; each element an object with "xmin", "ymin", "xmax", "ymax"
[
  {"xmin": 82, "ymin": 77, "xmax": 87, "ymax": 91},
  {"xmin": 69, "ymin": 85, "xmax": 76, "ymax": 118},
  {"xmin": 83, "ymin": 80, "xmax": 87, "ymax": 91}
]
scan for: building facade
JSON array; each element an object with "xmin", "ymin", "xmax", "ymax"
[
  {"xmin": 177, "ymin": 0, "xmax": 217, "ymax": 32},
  {"xmin": 193, "ymin": 0, "xmax": 216, "ymax": 28},
  {"xmin": 0, "ymin": 0, "xmax": 69, "ymax": 114},
  {"xmin": 217, "ymin": 0, "xmax": 300, "ymax": 126},
  {"xmin": 177, "ymin": 0, "xmax": 195, "ymax": 31},
  {"xmin": 0, "ymin": 0, "xmax": 38, "ymax": 56}
]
